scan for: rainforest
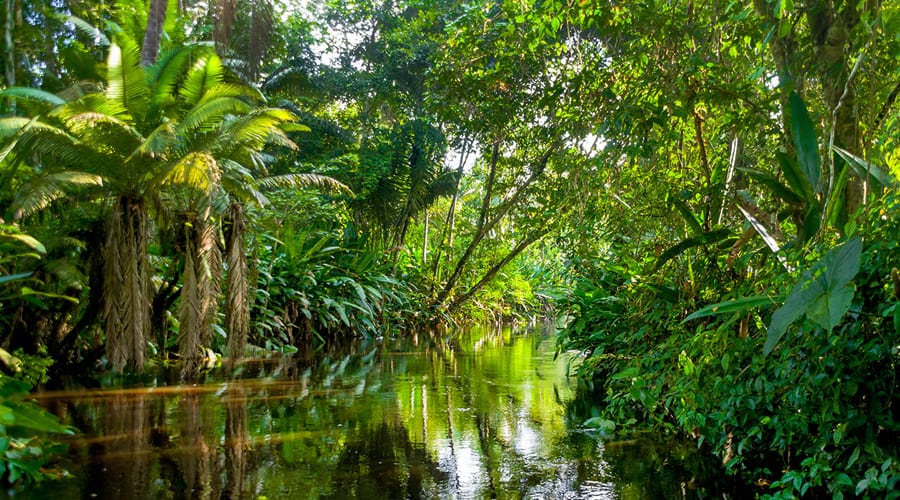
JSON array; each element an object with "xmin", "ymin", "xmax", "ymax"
[{"xmin": 0, "ymin": 0, "xmax": 898, "ymax": 498}]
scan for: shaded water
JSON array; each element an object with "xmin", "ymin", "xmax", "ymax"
[{"xmin": 23, "ymin": 326, "xmax": 720, "ymax": 499}]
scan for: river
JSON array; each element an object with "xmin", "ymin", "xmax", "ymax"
[{"xmin": 24, "ymin": 325, "xmax": 722, "ymax": 499}]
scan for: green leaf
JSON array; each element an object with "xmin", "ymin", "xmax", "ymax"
[
  {"xmin": 5, "ymin": 234, "xmax": 46, "ymax": 254},
  {"xmin": 654, "ymin": 228, "xmax": 731, "ymax": 271},
  {"xmin": 776, "ymin": 152, "xmax": 814, "ymax": 202},
  {"xmin": 789, "ymin": 92, "xmax": 821, "ymax": 193},
  {"xmin": 583, "ymin": 417, "xmax": 616, "ymax": 433},
  {"xmin": 833, "ymin": 146, "xmax": 894, "ymax": 189},
  {"xmin": 20, "ymin": 287, "xmax": 80, "ymax": 304},
  {"xmin": 738, "ymin": 166, "xmax": 804, "ymax": 205},
  {"xmin": 799, "ymin": 201, "xmax": 822, "ymax": 244},
  {"xmin": 765, "ymin": 270, "xmax": 823, "ymax": 355},
  {"xmin": 764, "ymin": 238, "xmax": 861, "ymax": 354},
  {"xmin": 848, "ymin": 446, "xmax": 861, "ymax": 468},
  {"xmin": 672, "ymin": 196, "xmax": 703, "ymax": 235},
  {"xmin": 820, "ymin": 237, "xmax": 862, "ymax": 290},
  {"xmin": 0, "ymin": 272, "xmax": 33, "ymax": 285},
  {"xmin": 683, "ymin": 295, "xmax": 774, "ymax": 322}
]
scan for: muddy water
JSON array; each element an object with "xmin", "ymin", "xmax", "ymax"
[{"xmin": 25, "ymin": 326, "xmax": 719, "ymax": 499}]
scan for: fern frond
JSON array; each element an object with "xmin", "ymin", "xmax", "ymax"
[
  {"xmin": 0, "ymin": 117, "xmax": 33, "ymax": 140},
  {"xmin": 197, "ymin": 83, "xmax": 265, "ymax": 104},
  {"xmin": 148, "ymin": 44, "xmax": 203, "ymax": 104},
  {"xmin": 259, "ymin": 173, "xmax": 352, "ymax": 196},
  {"xmin": 217, "ymin": 108, "xmax": 298, "ymax": 152}
]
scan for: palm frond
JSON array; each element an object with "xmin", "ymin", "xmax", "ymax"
[
  {"xmin": 217, "ymin": 108, "xmax": 298, "ymax": 152},
  {"xmin": 177, "ymin": 96, "xmax": 252, "ymax": 136},
  {"xmin": 133, "ymin": 121, "xmax": 176, "ymax": 159},
  {"xmin": 57, "ymin": 14, "xmax": 110, "ymax": 46},
  {"xmin": 147, "ymin": 44, "xmax": 208, "ymax": 104},
  {"xmin": 0, "ymin": 117, "xmax": 34, "ymax": 140},
  {"xmin": 0, "ymin": 87, "xmax": 66, "ymax": 108},
  {"xmin": 198, "ymin": 82, "xmax": 265, "ymax": 104},
  {"xmin": 259, "ymin": 173, "xmax": 352, "ymax": 196},
  {"xmin": 161, "ymin": 151, "xmax": 221, "ymax": 192},
  {"xmin": 12, "ymin": 171, "xmax": 103, "ymax": 219},
  {"xmin": 106, "ymin": 38, "xmax": 150, "ymax": 120},
  {"xmin": 16, "ymin": 122, "xmax": 94, "ymax": 170},
  {"xmin": 426, "ymin": 169, "xmax": 462, "ymax": 204},
  {"xmin": 181, "ymin": 54, "xmax": 226, "ymax": 107}
]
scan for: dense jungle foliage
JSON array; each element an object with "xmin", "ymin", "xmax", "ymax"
[{"xmin": 0, "ymin": 0, "xmax": 898, "ymax": 496}]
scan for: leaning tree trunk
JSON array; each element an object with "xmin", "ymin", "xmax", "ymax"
[
  {"xmin": 104, "ymin": 196, "xmax": 151, "ymax": 372},
  {"xmin": 179, "ymin": 208, "xmax": 221, "ymax": 380},
  {"xmin": 224, "ymin": 202, "xmax": 250, "ymax": 361},
  {"xmin": 141, "ymin": 0, "xmax": 168, "ymax": 66}
]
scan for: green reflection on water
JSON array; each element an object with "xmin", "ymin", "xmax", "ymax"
[{"xmin": 20, "ymin": 326, "xmax": 717, "ymax": 499}]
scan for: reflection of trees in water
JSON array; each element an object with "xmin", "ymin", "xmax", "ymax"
[
  {"xmin": 86, "ymin": 392, "xmax": 154, "ymax": 498},
  {"xmin": 180, "ymin": 391, "xmax": 215, "ymax": 499},
  {"xmin": 224, "ymin": 384, "xmax": 252, "ymax": 499},
  {"xmin": 326, "ymin": 415, "xmax": 447, "ymax": 499}
]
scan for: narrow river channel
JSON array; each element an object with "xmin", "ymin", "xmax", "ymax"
[{"xmin": 25, "ymin": 326, "xmax": 719, "ymax": 499}]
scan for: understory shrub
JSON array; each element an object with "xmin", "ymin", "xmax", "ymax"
[{"xmin": 558, "ymin": 193, "xmax": 900, "ymax": 498}]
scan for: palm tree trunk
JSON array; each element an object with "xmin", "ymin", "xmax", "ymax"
[
  {"xmin": 141, "ymin": 0, "xmax": 168, "ymax": 66},
  {"xmin": 179, "ymin": 209, "xmax": 220, "ymax": 380},
  {"xmin": 104, "ymin": 196, "xmax": 151, "ymax": 372},
  {"xmin": 225, "ymin": 202, "xmax": 250, "ymax": 360}
]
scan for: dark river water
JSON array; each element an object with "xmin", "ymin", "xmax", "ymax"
[{"xmin": 20, "ymin": 326, "xmax": 723, "ymax": 499}]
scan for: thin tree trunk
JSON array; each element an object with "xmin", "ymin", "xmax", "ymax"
[
  {"xmin": 816, "ymin": 3, "xmax": 864, "ymax": 221},
  {"xmin": 446, "ymin": 228, "xmax": 550, "ymax": 314},
  {"xmin": 693, "ymin": 110, "xmax": 712, "ymax": 231},
  {"xmin": 434, "ymin": 144, "xmax": 554, "ymax": 308},
  {"xmin": 3, "ymin": 0, "xmax": 15, "ymax": 100},
  {"xmin": 431, "ymin": 137, "xmax": 471, "ymax": 290},
  {"xmin": 422, "ymin": 210, "xmax": 429, "ymax": 265},
  {"xmin": 141, "ymin": 0, "xmax": 168, "ymax": 66}
]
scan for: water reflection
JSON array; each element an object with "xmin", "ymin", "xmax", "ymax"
[{"xmin": 26, "ymin": 326, "xmax": 719, "ymax": 498}]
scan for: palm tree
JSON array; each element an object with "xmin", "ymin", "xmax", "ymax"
[{"xmin": 2, "ymin": 33, "xmax": 299, "ymax": 372}]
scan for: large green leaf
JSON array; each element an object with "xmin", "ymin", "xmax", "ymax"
[
  {"xmin": 789, "ymin": 92, "xmax": 821, "ymax": 193},
  {"xmin": 672, "ymin": 196, "xmax": 703, "ymax": 235},
  {"xmin": 765, "ymin": 271, "xmax": 820, "ymax": 355},
  {"xmin": 776, "ymin": 152, "xmax": 814, "ymax": 202},
  {"xmin": 683, "ymin": 295, "xmax": 774, "ymax": 322},
  {"xmin": 764, "ymin": 237, "xmax": 861, "ymax": 355}
]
